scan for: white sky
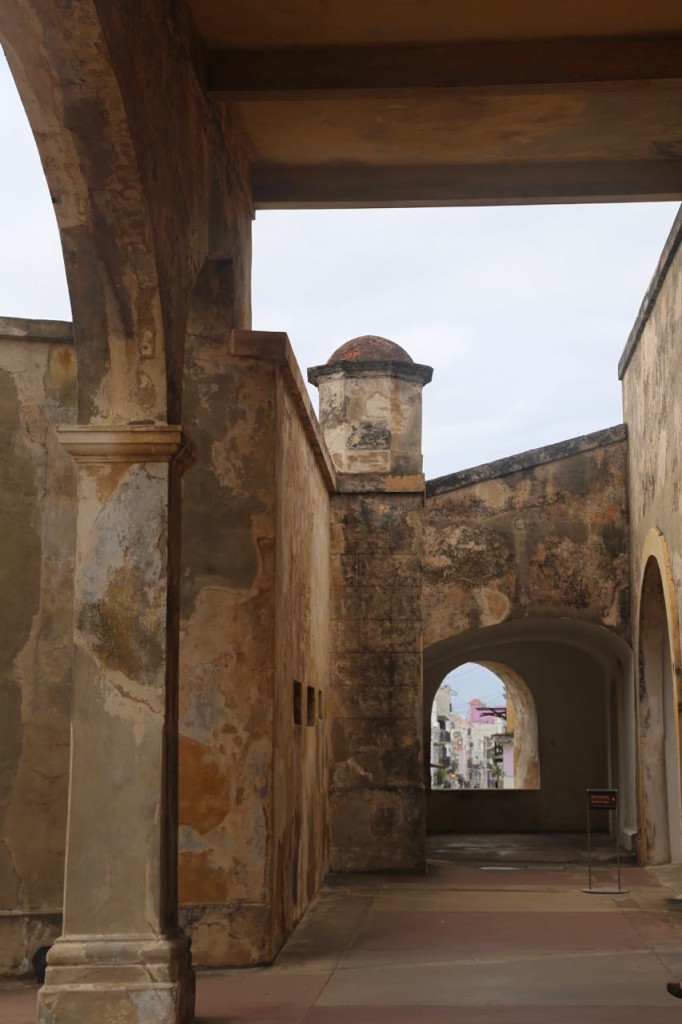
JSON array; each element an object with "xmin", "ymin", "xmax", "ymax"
[
  {"xmin": 444, "ymin": 663, "xmax": 506, "ymax": 714},
  {"xmin": 2, "ymin": 48, "xmax": 677, "ymax": 708}
]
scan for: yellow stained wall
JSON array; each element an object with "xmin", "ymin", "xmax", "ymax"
[
  {"xmin": 0, "ymin": 321, "xmax": 76, "ymax": 974},
  {"xmin": 271, "ymin": 376, "xmax": 331, "ymax": 950},
  {"xmin": 178, "ymin": 333, "xmax": 332, "ymax": 964},
  {"xmin": 621, "ymin": 208, "xmax": 682, "ymax": 864}
]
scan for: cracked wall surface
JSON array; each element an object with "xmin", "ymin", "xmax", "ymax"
[
  {"xmin": 0, "ymin": 319, "xmax": 75, "ymax": 975},
  {"xmin": 622, "ymin": 209, "xmax": 682, "ymax": 652},
  {"xmin": 178, "ymin": 332, "xmax": 332, "ymax": 965},
  {"xmin": 329, "ymin": 492, "xmax": 424, "ymax": 872},
  {"xmin": 423, "ymin": 429, "xmax": 630, "ymax": 649},
  {"xmin": 0, "ymin": 312, "xmax": 640, "ymax": 975},
  {"xmin": 621, "ymin": 207, "xmax": 682, "ymax": 864},
  {"xmin": 422, "ymin": 430, "xmax": 630, "ymax": 835}
]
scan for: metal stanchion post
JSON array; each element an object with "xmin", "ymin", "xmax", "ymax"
[
  {"xmin": 586, "ymin": 800, "xmax": 593, "ymax": 892},
  {"xmin": 582, "ymin": 788, "xmax": 628, "ymax": 895},
  {"xmin": 616, "ymin": 798, "xmax": 621, "ymax": 893}
]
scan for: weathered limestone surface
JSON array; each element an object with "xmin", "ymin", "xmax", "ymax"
[
  {"xmin": 38, "ymin": 425, "xmax": 195, "ymax": 1024},
  {"xmin": 271, "ymin": 369, "xmax": 331, "ymax": 950},
  {"xmin": 621, "ymin": 206, "xmax": 682, "ymax": 864},
  {"xmin": 311, "ymin": 365, "xmax": 431, "ymax": 476},
  {"xmin": 621, "ymin": 207, "xmax": 682, "ymax": 636},
  {"xmin": 423, "ymin": 428, "xmax": 630, "ymax": 650},
  {"xmin": 422, "ymin": 430, "xmax": 631, "ymax": 837},
  {"xmin": 311, "ymin": 337, "xmax": 429, "ymax": 873},
  {"xmin": 1, "ymin": 2, "xmax": 254, "ymax": 1013},
  {"xmin": 179, "ymin": 331, "xmax": 333, "ymax": 964},
  {"xmin": 179, "ymin": 336, "xmax": 277, "ymax": 965},
  {"xmin": 329, "ymin": 494, "xmax": 425, "ymax": 871},
  {"xmin": 329, "ymin": 493, "xmax": 425, "ymax": 872},
  {"xmin": 0, "ymin": 320, "xmax": 75, "ymax": 976}
]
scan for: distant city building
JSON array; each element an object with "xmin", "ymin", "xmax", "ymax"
[{"xmin": 430, "ymin": 685, "xmax": 514, "ymax": 790}]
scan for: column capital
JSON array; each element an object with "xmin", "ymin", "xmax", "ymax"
[{"xmin": 56, "ymin": 424, "xmax": 196, "ymax": 469}]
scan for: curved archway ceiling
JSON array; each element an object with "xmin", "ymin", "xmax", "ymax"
[{"xmin": 189, "ymin": 1, "xmax": 682, "ymax": 206}]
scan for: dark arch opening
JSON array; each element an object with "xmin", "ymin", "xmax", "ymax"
[
  {"xmin": 639, "ymin": 556, "xmax": 681, "ymax": 864},
  {"xmin": 424, "ymin": 618, "xmax": 635, "ymax": 839}
]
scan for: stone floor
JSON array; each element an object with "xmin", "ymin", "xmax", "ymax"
[{"xmin": 5, "ymin": 834, "xmax": 682, "ymax": 1023}]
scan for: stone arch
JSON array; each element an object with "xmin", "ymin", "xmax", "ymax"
[
  {"xmin": 478, "ymin": 661, "xmax": 541, "ymax": 790},
  {"xmin": 637, "ymin": 530, "xmax": 682, "ymax": 864},
  {"xmin": 0, "ymin": 1, "xmax": 166, "ymax": 423},
  {"xmin": 424, "ymin": 618, "xmax": 635, "ymax": 837}
]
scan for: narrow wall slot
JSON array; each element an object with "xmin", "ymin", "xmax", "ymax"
[{"xmin": 293, "ymin": 681, "xmax": 302, "ymax": 725}]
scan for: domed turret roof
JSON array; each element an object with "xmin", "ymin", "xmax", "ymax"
[{"xmin": 327, "ymin": 335, "xmax": 413, "ymax": 364}]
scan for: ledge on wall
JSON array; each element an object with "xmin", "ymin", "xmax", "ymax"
[{"xmin": 426, "ymin": 424, "xmax": 627, "ymax": 497}]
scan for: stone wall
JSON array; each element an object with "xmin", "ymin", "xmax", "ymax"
[
  {"xmin": 620, "ymin": 206, "xmax": 682, "ymax": 863},
  {"xmin": 423, "ymin": 428, "xmax": 630, "ymax": 649},
  {"xmin": 0, "ymin": 321, "xmax": 334, "ymax": 974},
  {"xmin": 329, "ymin": 490, "xmax": 425, "ymax": 871},
  {"xmin": 0, "ymin": 318, "xmax": 76, "ymax": 974},
  {"xmin": 271, "ymin": 371, "xmax": 331, "ymax": 951},
  {"xmin": 178, "ymin": 330, "xmax": 334, "ymax": 964},
  {"xmin": 422, "ymin": 430, "xmax": 632, "ymax": 835},
  {"xmin": 621, "ymin": 207, "xmax": 682, "ymax": 652}
]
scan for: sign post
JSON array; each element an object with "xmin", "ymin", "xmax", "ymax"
[{"xmin": 583, "ymin": 788, "xmax": 627, "ymax": 894}]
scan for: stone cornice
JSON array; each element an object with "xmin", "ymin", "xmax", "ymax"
[
  {"xmin": 308, "ymin": 360, "xmax": 433, "ymax": 387},
  {"xmin": 335, "ymin": 471, "xmax": 425, "ymax": 494},
  {"xmin": 0, "ymin": 316, "xmax": 73, "ymax": 343},
  {"xmin": 56, "ymin": 425, "xmax": 196, "ymax": 469},
  {"xmin": 426, "ymin": 424, "xmax": 627, "ymax": 497},
  {"xmin": 618, "ymin": 203, "xmax": 682, "ymax": 380}
]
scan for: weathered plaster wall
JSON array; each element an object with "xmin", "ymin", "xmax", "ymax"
[
  {"xmin": 422, "ymin": 430, "xmax": 631, "ymax": 835},
  {"xmin": 620, "ymin": 206, "xmax": 682, "ymax": 863},
  {"xmin": 178, "ymin": 331, "xmax": 333, "ymax": 965},
  {"xmin": 271, "ymin": 374, "xmax": 331, "ymax": 951},
  {"xmin": 0, "ymin": 319, "xmax": 76, "ymax": 974},
  {"xmin": 621, "ymin": 208, "xmax": 682, "ymax": 662},
  {"xmin": 423, "ymin": 428, "xmax": 630, "ymax": 650},
  {"xmin": 312, "ymin": 364, "xmax": 430, "ymax": 476},
  {"xmin": 329, "ymin": 491, "xmax": 425, "ymax": 871},
  {"xmin": 178, "ymin": 342, "xmax": 277, "ymax": 965}
]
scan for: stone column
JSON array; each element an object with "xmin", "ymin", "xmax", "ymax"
[{"xmin": 38, "ymin": 426, "xmax": 195, "ymax": 1024}]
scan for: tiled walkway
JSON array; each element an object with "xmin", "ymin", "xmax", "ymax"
[{"xmin": 5, "ymin": 835, "xmax": 682, "ymax": 1023}]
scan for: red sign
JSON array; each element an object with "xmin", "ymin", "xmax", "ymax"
[{"xmin": 587, "ymin": 789, "xmax": 618, "ymax": 810}]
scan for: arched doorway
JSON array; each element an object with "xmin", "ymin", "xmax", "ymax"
[
  {"xmin": 639, "ymin": 556, "xmax": 682, "ymax": 863},
  {"xmin": 424, "ymin": 618, "xmax": 635, "ymax": 840}
]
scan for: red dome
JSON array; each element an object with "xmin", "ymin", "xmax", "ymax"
[{"xmin": 328, "ymin": 335, "xmax": 413, "ymax": 364}]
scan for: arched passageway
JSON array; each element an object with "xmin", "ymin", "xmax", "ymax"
[
  {"xmin": 638, "ymin": 556, "xmax": 682, "ymax": 864},
  {"xmin": 424, "ymin": 618, "xmax": 635, "ymax": 843}
]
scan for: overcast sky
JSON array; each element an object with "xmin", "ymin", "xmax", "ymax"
[{"xmin": 1, "ymin": 50, "xmax": 679, "ymax": 705}]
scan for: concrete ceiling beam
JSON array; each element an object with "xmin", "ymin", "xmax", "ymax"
[
  {"xmin": 252, "ymin": 159, "xmax": 682, "ymax": 209},
  {"xmin": 207, "ymin": 34, "xmax": 682, "ymax": 97}
]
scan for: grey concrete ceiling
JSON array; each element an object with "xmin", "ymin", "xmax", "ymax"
[{"xmin": 188, "ymin": 1, "xmax": 682, "ymax": 206}]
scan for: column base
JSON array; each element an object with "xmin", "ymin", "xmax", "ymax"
[{"xmin": 37, "ymin": 933, "xmax": 195, "ymax": 1024}]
